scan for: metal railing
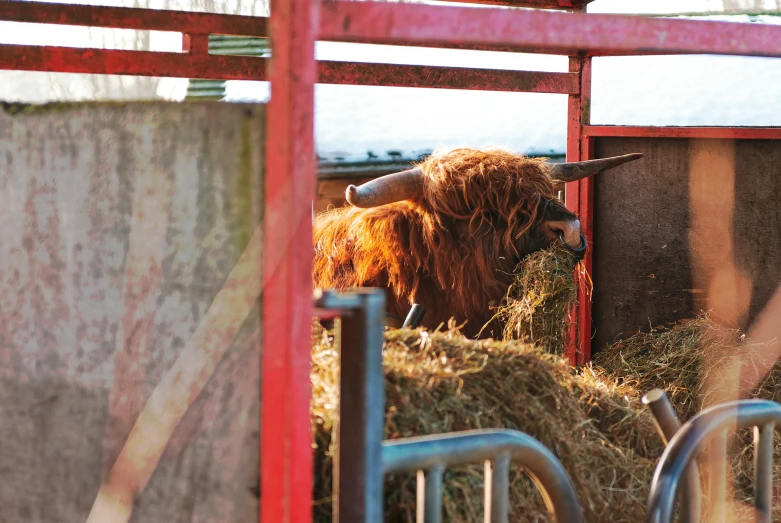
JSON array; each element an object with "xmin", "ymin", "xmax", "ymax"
[
  {"xmin": 383, "ymin": 429, "xmax": 583, "ymax": 523},
  {"xmin": 642, "ymin": 389, "xmax": 702, "ymax": 523},
  {"xmin": 645, "ymin": 399, "xmax": 781, "ymax": 523},
  {"xmin": 314, "ymin": 288, "xmax": 386, "ymax": 523},
  {"xmin": 315, "ymin": 288, "xmax": 583, "ymax": 522}
]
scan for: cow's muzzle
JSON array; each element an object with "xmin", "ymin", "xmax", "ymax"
[{"xmin": 560, "ymin": 232, "xmax": 587, "ymax": 259}]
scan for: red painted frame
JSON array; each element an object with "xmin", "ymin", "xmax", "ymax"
[
  {"xmin": 0, "ymin": 1, "xmax": 578, "ymax": 92},
  {"xmin": 260, "ymin": 0, "xmax": 317, "ymax": 518},
  {"xmin": 584, "ymin": 126, "xmax": 781, "ymax": 139},
  {"xmin": 3, "ymin": 0, "xmax": 781, "ymax": 521},
  {"xmin": 563, "ymin": 4, "xmax": 593, "ymax": 364},
  {"xmin": 318, "ymin": 2, "xmax": 781, "ymax": 58}
]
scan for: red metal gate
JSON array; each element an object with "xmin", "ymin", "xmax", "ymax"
[{"xmin": 3, "ymin": 0, "xmax": 781, "ymax": 520}]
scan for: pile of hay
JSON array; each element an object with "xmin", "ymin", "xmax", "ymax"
[
  {"xmin": 311, "ymin": 322, "xmax": 662, "ymax": 523},
  {"xmin": 492, "ymin": 247, "xmax": 581, "ymax": 355},
  {"xmin": 593, "ymin": 316, "xmax": 781, "ymax": 520},
  {"xmin": 310, "ymin": 241, "xmax": 781, "ymax": 521},
  {"xmin": 593, "ymin": 316, "xmax": 766, "ymax": 420}
]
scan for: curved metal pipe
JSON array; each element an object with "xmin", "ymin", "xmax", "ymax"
[
  {"xmin": 645, "ymin": 399, "xmax": 781, "ymax": 523},
  {"xmin": 383, "ymin": 429, "xmax": 583, "ymax": 523},
  {"xmin": 642, "ymin": 389, "xmax": 701, "ymax": 523}
]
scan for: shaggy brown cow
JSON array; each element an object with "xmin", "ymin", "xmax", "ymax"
[{"xmin": 313, "ymin": 148, "xmax": 642, "ymax": 338}]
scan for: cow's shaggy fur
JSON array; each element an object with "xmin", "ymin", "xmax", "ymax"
[{"xmin": 313, "ymin": 147, "xmax": 578, "ymax": 338}]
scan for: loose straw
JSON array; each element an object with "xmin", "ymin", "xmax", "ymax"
[{"xmin": 87, "ymin": 224, "xmax": 263, "ymax": 523}]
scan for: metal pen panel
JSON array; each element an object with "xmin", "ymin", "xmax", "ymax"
[
  {"xmin": 755, "ymin": 422, "xmax": 775, "ymax": 523},
  {"xmin": 645, "ymin": 399, "xmax": 781, "ymax": 523},
  {"xmin": 490, "ymin": 453, "xmax": 511, "ymax": 523},
  {"xmin": 642, "ymin": 389, "xmax": 701, "ymax": 523},
  {"xmin": 314, "ymin": 288, "xmax": 387, "ymax": 523},
  {"xmin": 383, "ymin": 429, "xmax": 583, "ymax": 523}
]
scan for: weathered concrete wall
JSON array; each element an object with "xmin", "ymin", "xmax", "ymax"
[
  {"xmin": 0, "ymin": 102, "xmax": 264, "ymax": 522},
  {"xmin": 593, "ymin": 136, "xmax": 781, "ymax": 352}
]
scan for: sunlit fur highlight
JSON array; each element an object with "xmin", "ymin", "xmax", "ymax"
[{"xmin": 313, "ymin": 147, "xmax": 576, "ymax": 338}]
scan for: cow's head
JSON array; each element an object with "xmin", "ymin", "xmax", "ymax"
[{"xmin": 344, "ymin": 148, "xmax": 642, "ymax": 262}]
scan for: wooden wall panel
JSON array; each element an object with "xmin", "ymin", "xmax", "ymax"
[
  {"xmin": 593, "ymin": 138, "xmax": 693, "ymax": 351},
  {"xmin": 0, "ymin": 102, "xmax": 264, "ymax": 522},
  {"xmin": 593, "ymin": 136, "xmax": 781, "ymax": 353}
]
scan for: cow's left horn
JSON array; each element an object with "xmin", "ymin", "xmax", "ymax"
[
  {"xmin": 346, "ymin": 167, "xmax": 424, "ymax": 208},
  {"xmin": 547, "ymin": 153, "xmax": 643, "ymax": 183}
]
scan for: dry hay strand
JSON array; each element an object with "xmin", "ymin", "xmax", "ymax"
[
  {"xmin": 593, "ymin": 314, "xmax": 781, "ymax": 520},
  {"xmin": 491, "ymin": 246, "xmax": 582, "ymax": 355},
  {"xmin": 311, "ymin": 321, "xmax": 660, "ymax": 523}
]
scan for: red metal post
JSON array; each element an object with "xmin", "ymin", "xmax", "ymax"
[
  {"xmin": 260, "ymin": 0, "xmax": 317, "ymax": 521},
  {"xmin": 565, "ymin": 20, "xmax": 593, "ymax": 365}
]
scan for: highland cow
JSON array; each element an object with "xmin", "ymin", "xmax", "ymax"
[{"xmin": 313, "ymin": 148, "xmax": 642, "ymax": 338}]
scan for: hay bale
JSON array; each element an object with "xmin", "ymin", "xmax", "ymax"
[
  {"xmin": 493, "ymin": 247, "xmax": 581, "ymax": 355},
  {"xmin": 593, "ymin": 315, "xmax": 781, "ymax": 520},
  {"xmin": 311, "ymin": 322, "xmax": 659, "ymax": 523},
  {"xmin": 592, "ymin": 315, "xmax": 748, "ymax": 420}
]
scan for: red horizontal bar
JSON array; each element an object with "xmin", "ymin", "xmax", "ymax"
[
  {"xmin": 0, "ymin": 44, "xmax": 266, "ymax": 80},
  {"xmin": 319, "ymin": 62, "xmax": 578, "ymax": 93},
  {"xmin": 319, "ymin": 2, "xmax": 781, "ymax": 58},
  {"xmin": 431, "ymin": 0, "xmax": 589, "ymax": 9},
  {"xmin": 584, "ymin": 126, "xmax": 781, "ymax": 140},
  {"xmin": 0, "ymin": 0, "xmax": 267, "ymax": 36},
  {"xmin": 0, "ymin": 43, "xmax": 577, "ymax": 93}
]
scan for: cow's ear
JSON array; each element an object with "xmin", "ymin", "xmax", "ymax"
[
  {"xmin": 346, "ymin": 168, "xmax": 424, "ymax": 208},
  {"xmin": 547, "ymin": 153, "xmax": 643, "ymax": 183}
]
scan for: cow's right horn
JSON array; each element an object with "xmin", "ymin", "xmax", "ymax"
[{"xmin": 346, "ymin": 167, "xmax": 424, "ymax": 208}]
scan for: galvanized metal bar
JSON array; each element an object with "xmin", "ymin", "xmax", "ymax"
[
  {"xmin": 416, "ymin": 470, "xmax": 426, "ymax": 523},
  {"xmin": 584, "ymin": 126, "xmax": 781, "ymax": 140},
  {"xmin": 424, "ymin": 464, "xmax": 445, "ymax": 523},
  {"xmin": 643, "ymin": 389, "xmax": 684, "ymax": 443},
  {"xmin": 642, "ymin": 389, "xmax": 700, "ymax": 523},
  {"xmin": 755, "ymin": 422, "xmax": 774, "ymax": 523},
  {"xmin": 383, "ymin": 429, "xmax": 583, "ymax": 523},
  {"xmin": 260, "ymin": 0, "xmax": 317, "ymax": 519},
  {"xmin": 708, "ymin": 430, "xmax": 729, "ymax": 523},
  {"xmin": 483, "ymin": 460, "xmax": 492, "ymax": 523},
  {"xmin": 490, "ymin": 453, "xmax": 511, "ymax": 523},
  {"xmin": 319, "ymin": 1, "xmax": 781, "ymax": 58},
  {"xmin": 0, "ymin": 0, "xmax": 267, "ymax": 36},
  {"xmin": 402, "ymin": 304, "xmax": 426, "ymax": 329},
  {"xmin": 316, "ymin": 289, "xmax": 387, "ymax": 523},
  {"xmin": 646, "ymin": 399, "xmax": 781, "ymax": 523}
]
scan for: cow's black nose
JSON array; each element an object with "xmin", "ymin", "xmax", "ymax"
[{"xmin": 559, "ymin": 232, "xmax": 587, "ymax": 260}]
